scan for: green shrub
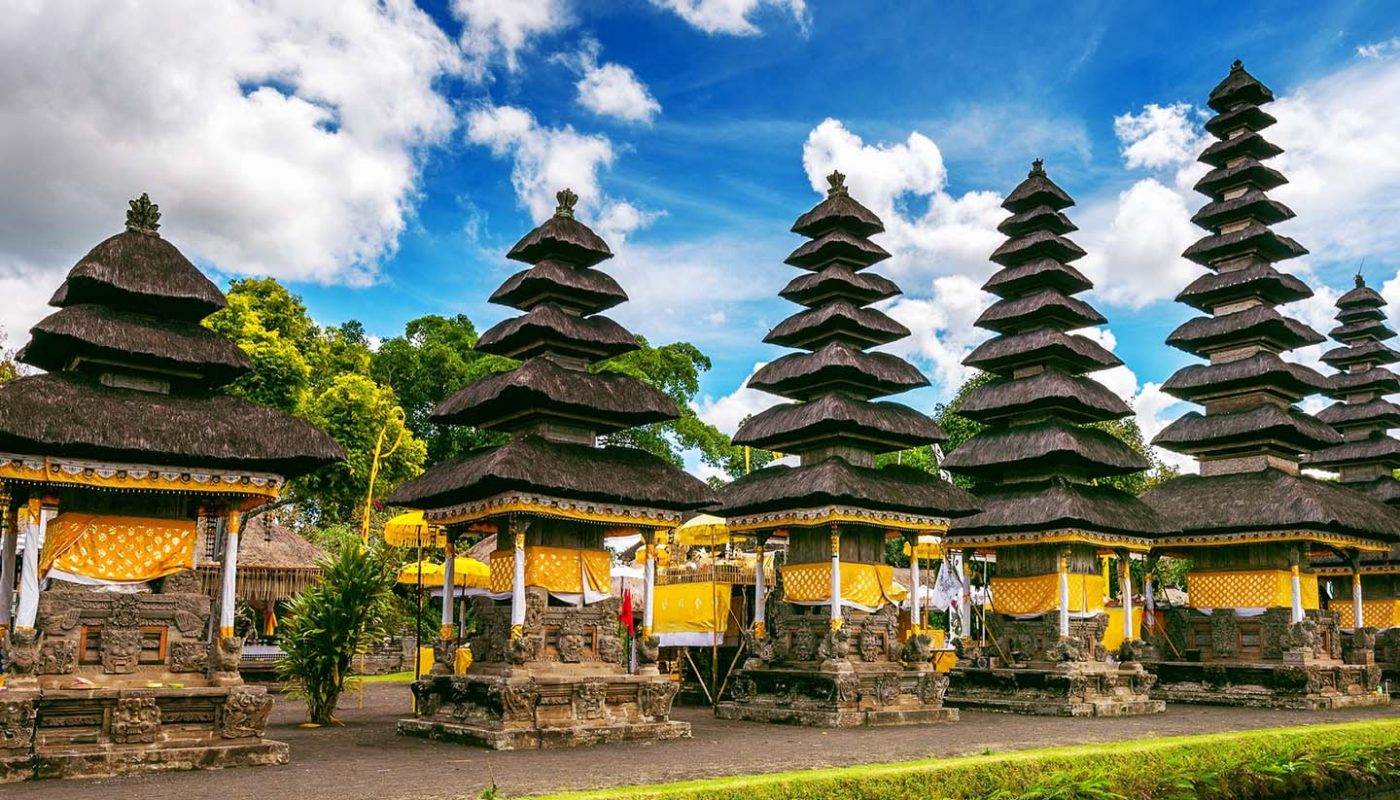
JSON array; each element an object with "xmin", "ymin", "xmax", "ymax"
[{"xmin": 540, "ymin": 720, "xmax": 1400, "ymax": 800}]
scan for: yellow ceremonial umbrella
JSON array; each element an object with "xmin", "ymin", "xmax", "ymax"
[
  {"xmin": 674, "ymin": 514, "xmax": 730, "ymax": 547},
  {"xmin": 384, "ymin": 511, "xmax": 448, "ymax": 548},
  {"xmin": 902, "ymin": 535, "xmax": 943, "ymax": 560},
  {"xmin": 398, "ymin": 559, "xmax": 443, "ymax": 585},
  {"xmin": 397, "ymin": 557, "xmax": 490, "ymax": 589}
]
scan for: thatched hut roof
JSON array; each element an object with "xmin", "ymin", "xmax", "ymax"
[
  {"xmin": 981, "ymin": 258, "xmax": 1092, "ymax": 299},
  {"xmin": 489, "ymin": 259, "xmax": 627, "ymax": 314},
  {"xmin": 49, "ymin": 228, "xmax": 226, "ymax": 320},
  {"xmin": 747, "ymin": 341, "xmax": 929, "ymax": 401},
  {"xmin": 791, "ymin": 186, "xmax": 884, "ymax": 238},
  {"xmin": 1152, "ymin": 405, "xmax": 1340, "ymax": 455},
  {"xmin": 734, "ymin": 392, "xmax": 946, "ymax": 453},
  {"xmin": 1160, "ymin": 352, "xmax": 1328, "ymax": 404},
  {"xmin": 719, "ymin": 457, "xmax": 980, "ymax": 519},
  {"xmin": 1207, "ymin": 59, "xmax": 1274, "ymax": 110},
  {"xmin": 946, "ymin": 477, "xmax": 1175, "ymax": 539},
  {"xmin": 780, "ymin": 265, "xmax": 900, "ymax": 307},
  {"xmin": 975, "ymin": 289, "xmax": 1105, "ymax": 334},
  {"xmin": 941, "ymin": 420, "xmax": 1150, "ymax": 480},
  {"xmin": 964, "ymin": 328, "xmax": 1120, "ymax": 375},
  {"xmin": 505, "ymin": 204, "xmax": 612, "ymax": 267},
  {"xmin": 763, "ymin": 300, "xmax": 908, "ymax": 350},
  {"xmin": 1197, "ymin": 135, "xmax": 1284, "ymax": 169},
  {"xmin": 1166, "ymin": 305, "xmax": 1323, "ymax": 357},
  {"xmin": 957, "ymin": 369, "xmax": 1131, "ymax": 425},
  {"xmin": 784, "ymin": 229, "xmax": 890, "ymax": 270},
  {"xmin": 476, "ymin": 304, "xmax": 638, "ymax": 362},
  {"xmin": 197, "ymin": 515, "xmax": 326, "ymax": 603},
  {"xmin": 1175, "ymin": 262, "xmax": 1311, "ymax": 313}
]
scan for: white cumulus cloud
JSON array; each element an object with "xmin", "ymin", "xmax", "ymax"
[
  {"xmin": 0, "ymin": 0, "xmax": 461, "ymax": 344},
  {"xmin": 1113, "ymin": 102, "xmax": 1208, "ymax": 170},
  {"xmin": 454, "ymin": 0, "xmax": 569, "ymax": 76},
  {"xmin": 694, "ymin": 363, "xmax": 781, "ymax": 435},
  {"xmin": 650, "ymin": 0, "xmax": 806, "ymax": 36},
  {"xmin": 578, "ymin": 63, "xmax": 662, "ymax": 124}
]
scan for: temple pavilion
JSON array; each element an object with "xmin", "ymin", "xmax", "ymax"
[
  {"xmin": 939, "ymin": 160, "xmax": 1170, "ymax": 717},
  {"xmin": 389, "ymin": 189, "xmax": 714, "ymax": 750},
  {"xmin": 0, "ymin": 196, "xmax": 343, "ymax": 780},
  {"xmin": 1141, "ymin": 61, "xmax": 1400, "ymax": 709},
  {"xmin": 1305, "ymin": 275, "xmax": 1400, "ymax": 687},
  {"xmin": 714, "ymin": 171, "xmax": 980, "ymax": 728}
]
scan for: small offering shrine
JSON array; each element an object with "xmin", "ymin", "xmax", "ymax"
[
  {"xmin": 1142, "ymin": 62, "xmax": 1400, "ymax": 708},
  {"xmin": 389, "ymin": 189, "xmax": 714, "ymax": 749},
  {"xmin": 0, "ymin": 196, "xmax": 343, "ymax": 780},
  {"xmin": 714, "ymin": 171, "xmax": 980, "ymax": 727},
  {"xmin": 939, "ymin": 160, "xmax": 1170, "ymax": 716}
]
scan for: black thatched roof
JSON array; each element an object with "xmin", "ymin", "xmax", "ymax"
[
  {"xmin": 780, "ymin": 265, "xmax": 900, "ymax": 307},
  {"xmin": 975, "ymin": 289, "xmax": 1105, "ymax": 334},
  {"xmin": 1328, "ymin": 319, "xmax": 1396, "ymax": 343},
  {"xmin": 748, "ymin": 341, "xmax": 929, "ymax": 400},
  {"xmin": 50, "ymin": 229, "xmax": 226, "ymax": 321},
  {"xmin": 505, "ymin": 197, "xmax": 612, "ymax": 267},
  {"xmin": 1316, "ymin": 398, "xmax": 1400, "ymax": 430},
  {"xmin": 995, "ymin": 205, "xmax": 1077, "ymax": 237},
  {"xmin": 941, "ymin": 420, "xmax": 1150, "ymax": 480},
  {"xmin": 957, "ymin": 369, "xmax": 1131, "ymax": 425},
  {"xmin": 989, "ymin": 228, "xmax": 1088, "ymax": 268},
  {"xmin": 733, "ymin": 392, "xmax": 946, "ymax": 453},
  {"xmin": 1207, "ymin": 60, "xmax": 1275, "ymax": 112},
  {"xmin": 1193, "ymin": 160, "xmax": 1288, "ymax": 200},
  {"xmin": 387, "ymin": 434, "xmax": 714, "ymax": 511},
  {"xmin": 1143, "ymin": 468, "xmax": 1400, "ymax": 541},
  {"xmin": 489, "ymin": 259, "xmax": 627, "ymax": 314},
  {"xmin": 1338, "ymin": 283, "xmax": 1386, "ymax": 309},
  {"xmin": 1181, "ymin": 224, "xmax": 1307, "ymax": 266},
  {"xmin": 1203, "ymin": 103, "xmax": 1276, "ymax": 138},
  {"xmin": 1198, "ymin": 133, "xmax": 1284, "ymax": 169},
  {"xmin": 0, "ymin": 372, "xmax": 342, "ymax": 476},
  {"xmin": 790, "ymin": 175, "xmax": 884, "ymax": 238},
  {"xmin": 784, "ymin": 228, "xmax": 891, "ymax": 270},
  {"xmin": 1166, "ymin": 305, "xmax": 1324, "ymax": 357},
  {"xmin": 1190, "ymin": 191, "xmax": 1293, "ymax": 230},
  {"xmin": 21, "ymin": 304, "xmax": 252, "ymax": 387},
  {"xmin": 981, "ymin": 258, "xmax": 1093, "ymax": 299},
  {"xmin": 1305, "ymin": 436, "xmax": 1400, "ymax": 471},
  {"xmin": 1001, "ymin": 161, "xmax": 1072, "ymax": 212},
  {"xmin": 476, "ymin": 304, "xmax": 638, "ymax": 362},
  {"xmin": 763, "ymin": 300, "xmax": 908, "ymax": 350},
  {"xmin": 1322, "ymin": 340, "xmax": 1400, "ymax": 369},
  {"xmin": 1160, "ymin": 352, "xmax": 1329, "ymax": 404},
  {"xmin": 1175, "ymin": 262, "xmax": 1311, "ymax": 312},
  {"xmin": 964, "ymin": 328, "xmax": 1121, "ymax": 375},
  {"xmin": 1153, "ymin": 405, "xmax": 1341, "ymax": 454},
  {"xmin": 945, "ymin": 477, "xmax": 1175, "ymax": 539},
  {"xmin": 1330, "ymin": 367, "xmax": 1400, "ymax": 398},
  {"xmin": 429, "ymin": 357, "xmax": 678, "ymax": 432},
  {"xmin": 718, "ymin": 456, "xmax": 980, "ymax": 519}
]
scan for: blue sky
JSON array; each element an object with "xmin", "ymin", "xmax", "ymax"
[{"xmin": 3, "ymin": 1, "xmax": 1400, "ymax": 473}]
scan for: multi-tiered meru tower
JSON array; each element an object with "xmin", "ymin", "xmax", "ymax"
[
  {"xmin": 1306, "ymin": 276, "xmax": 1400, "ymax": 688},
  {"xmin": 715, "ymin": 171, "xmax": 980, "ymax": 728},
  {"xmin": 391, "ymin": 190, "xmax": 715, "ymax": 749},
  {"xmin": 939, "ymin": 161, "xmax": 1170, "ymax": 717},
  {"xmin": 1142, "ymin": 61, "xmax": 1400, "ymax": 709}
]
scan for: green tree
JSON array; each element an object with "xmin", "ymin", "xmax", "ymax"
[
  {"xmin": 0, "ymin": 332, "xmax": 19, "ymax": 383},
  {"xmin": 277, "ymin": 532, "xmax": 397, "ymax": 725},
  {"xmin": 932, "ymin": 371, "xmax": 1177, "ymax": 494},
  {"xmin": 299, "ymin": 374, "xmax": 428, "ymax": 524}
]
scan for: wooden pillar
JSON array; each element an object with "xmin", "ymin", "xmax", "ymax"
[
  {"xmin": 0, "ymin": 500, "xmax": 15, "ymax": 635},
  {"xmin": 1351, "ymin": 550, "xmax": 1365, "ymax": 631},
  {"xmin": 829, "ymin": 525, "xmax": 842, "ymax": 630},
  {"xmin": 440, "ymin": 537, "xmax": 456, "ymax": 642},
  {"xmin": 219, "ymin": 508, "xmax": 241, "ymax": 639},
  {"xmin": 642, "ymin": 529, "xmax": 657, "ymax": 639},
  {"xmin": 16, "ymin": 497, "xmax": 52, "ymax": 630},
  {"xmin": 1118, "ymin": 549, "xmax": 1134, "ymax": 644},
  {"xmin": 1057, "ymin": 550, "xmax": 1070, "ymax": 639},
  {"xmin": 959, "ymin": 548, "xmax": 973, "ymax": 642},
  {"xmin": 1289, "ymin": 550, "xmax": 1304, "ymax": 624},
  {"xmin": 908, "ymin": 534, "xmax": 922, "ymax": 634},
  {"xmin": 509, "ymin": 516, "xmax": 526, "ymax": 640}
]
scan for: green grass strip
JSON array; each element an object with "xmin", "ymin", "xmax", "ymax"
[
  {"xmin": 537, "ymin": 719, "xmax": 1400, "ymax": 800},
  {"xmin": 355, "ymin": 671, "xmax": 417, "ymax": 683}
]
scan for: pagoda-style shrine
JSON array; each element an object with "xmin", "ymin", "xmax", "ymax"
[
  {"xmin": 0, "ymin": 196, "xmax": 343, "ymax": 780},
  {"xmin": 714, "ymin": 171, "xmax": 980, "ymax": 728},
  {"xmin": 1142, "ymin": 61, "xmax": 1400, "ymax": 709},
  {"xmin": 389, "ymin": 189, "xmax": 714, "ymax": 749},
  {"xmin": 1305, "ymin": 275, "xmax": 1400, "ymax": 686},
  {"xmin": 939, "ymin": 161, "xmax": 1170, "ymax": 717}
]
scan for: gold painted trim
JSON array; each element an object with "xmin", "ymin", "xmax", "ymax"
[
  {"xmin": 1152, "ymin": 530, "xmax": 1389, "ymax": 553},
  {"xmin": 424, "ymin": 491, "xmax": 683, "ymax": 528},
  {"xmin": 0, "ymin": 454, "xmax": 283, "ymax": 499},
  {"xmin": 940, "ymin": 528, "xmax": 1153, "ymax": 552},
  {"xmin": 727, "ymin": 505, "xmax": 950, "ymax": 535}
]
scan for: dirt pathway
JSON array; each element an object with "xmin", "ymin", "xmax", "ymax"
[{"xmin": 6, "ymin": 683, "xmax": 1399, "ymax": 799}]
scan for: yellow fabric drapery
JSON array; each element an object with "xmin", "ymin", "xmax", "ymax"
[
  {"xmin": 40, "ymin": 513, "xmax": 197, "ymax": 583},
  {"xmin": 781, "ymin": 562, "xmax": 908, "ymax": 608},
  {"xmin": 673, "ymin": 514, "xmax": 730, "ymax": 547},
  {"xmin": 1102, "ymin": 607, "xmax": 1143, "ymax": 652},
  {"xmin": 488, "ymin": 546, "xmax": 611, "ymax": 594},
  {"xmin": 989, "ymin": 574, "xmax": 1107, "ymax": 615},
  {"xmin": 1187, "ymin": 570, "xmax": 1320, "ymax": 610},
  {"xmin": 653, "ymin": 582, "xmax": 732, "ymax": 635},
  {"xmin": 1336, "ymin": 599, "xmax": 1400, "ymax": 629},
  {"xmin": 902, "ymin": 535, "xmax": 942, "ymax": 560}
]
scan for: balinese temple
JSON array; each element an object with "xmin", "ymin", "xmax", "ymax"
[
  {"xmin": 1141, "ymin": 61, "xmax": 1400, "ymax": 708},
  {"xmin": 1305, "ymin": 276, "xmax": 1400, "ymax": 685},
  {"xmin": 714, "ymin": 171, "xmax": 981, "ymax": 727},
  {"xmin": 389, "ymin": 189, "xmax": 714, "ymax": 749},
  {"xmin": 0, "ymin": 196, "xmax": 343, "ymax": 780},
  {"xmin": 939, "ymin": 161, "xmax": 1170, "ymax": 717}
]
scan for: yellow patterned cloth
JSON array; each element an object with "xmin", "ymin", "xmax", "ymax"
[
  {"xmin": 1335, "ymin": 599, "xmax": 1400, "ymax": 629},
  {"xmin": 781, "ymin": 562, "xmax": 908, "ymax": 608},
  {"xmin": 41, "ymin": 513, "xmax": 196, "ymax": 582},
  {"xmin": 1102, "ymin": 607, "xmax": 1143, "ymax": 652},
  {"xmin": 654, "ymin": 582, "xmax": 732, "ymax": 635},
  {"xmin": 488, "ymin": 546, "xmax": 611, "ymax": 594},
  {"xmin": 990, "ymin": 574, "xmax": 1106, "ymax": 615},
  {"xmin": 1187, "ymin": 570, "xmax": 1319, "ymax": 610}
]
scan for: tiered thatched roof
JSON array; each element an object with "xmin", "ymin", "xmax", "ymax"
[
  {"xmin": 941, "ymin": 161, "xmax": 1171, "ymax": 543},
  {"xmin": 719, "ymin": 172, "xmax": 979, "ymax": 523},
  {"xmin": 389, "ymin": 190, "xmax": 713, "ymax": 513},
  {"xmin": 1303, "ymin": 277, "xmax": 1400, "ymax": 506},
  {"xmin": 197, "ymin": 515, "xmax": 327, "ymax": 603},
  {"xmin": 0, "ymin": 196, "xmax": 342, "ymax": 477},
  {"xmin": 1143, "ymin": 62, "xmax": 1400, "ymax": 544}
]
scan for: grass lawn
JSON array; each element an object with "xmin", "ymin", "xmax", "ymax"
[
  {"xmin": 537, "ymin": 719, "xmax": 1400, "ymax": 800},
  {"xmin": 355, "ymin": 671, "xmax": 417, "ymax": 683}
]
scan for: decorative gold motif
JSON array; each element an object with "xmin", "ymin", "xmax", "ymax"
[
  {"xmin": 0, "ymin": 454, "xmax": 282, "ymax": 499},
  {"xmin": 781, "ymin": 562, "xmax": 907, "ymax": 608},
  {"xmin": 990, "ymin": 574, "xmax": 1106, "ymax": 615},
  {"xmin": 426, "ymin": 491, "xmax": 682, "ymax": 528},
  {"xmin": 727, "ymin": 505, "xmax": 950, "ymax": 534},
  {"xmin": 41, "ymin": 513, "xmax": 197, "ymax": 582},
  {"xmin": 1187, "ymin": 569, "xmax": 1320, "ymax": 610},
  {"xmin": 488, "ymin": 546, "xmax": 611, "ymax": 595}
]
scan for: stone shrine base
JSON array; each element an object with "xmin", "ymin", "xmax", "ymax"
[
  {"xmin": 945, "ymin": 661, "xmax": 1165, "ymax": 717},
  {"xmin": 398, "ymin": 669, "xmax": 688, "ymax": 751},
  {"xmin": 713, "ymin": 664, "xmax": 958, "ymax": 728},
  {"xmin": 0, "ymin": 685, "xmax": 286, "ymax": 782},
  {"xmin": 1151, "ymin": 660, "xmax": 1391, "ymax": 710}
]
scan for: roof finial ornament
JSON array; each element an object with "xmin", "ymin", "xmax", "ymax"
[
  {"xmin": 1030, "ymin": 158, "xmax": 1045, "ymax": 177},
  {"xmin": 554, "ymin": 188, "xmax": 578, "ymax": 219},
  {"xmin": 1356, "ymin": 257, "xmax": 1367, "ymax": 288},
  {"xmin": 1231, "ymin": 59, "xmax": 1244, "ymax": 72},
  {"xmin": 125, "ymin": 193, "xmax": 161, "ymax": 235},
  {"xmin": 826, "ymin": 170, "xmax": 848, "ymax": 196}
]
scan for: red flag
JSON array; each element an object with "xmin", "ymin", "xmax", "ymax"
[{"xmin": 620, "ymin": 588, "xmax": 635, "ymax": 636}]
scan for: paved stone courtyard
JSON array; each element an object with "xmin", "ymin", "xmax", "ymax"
[{"xmin": 6, "ymin": 682, "xmax": 1399, "ymax": 799}]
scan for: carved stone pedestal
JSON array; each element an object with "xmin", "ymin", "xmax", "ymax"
[
  {"xmin": 943, "ymin": 612, "xmax": 1164, "ymax": 717},
  {"xmin": 397, "ymin": 590, "xmax": 689, "ymax": 750}
]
